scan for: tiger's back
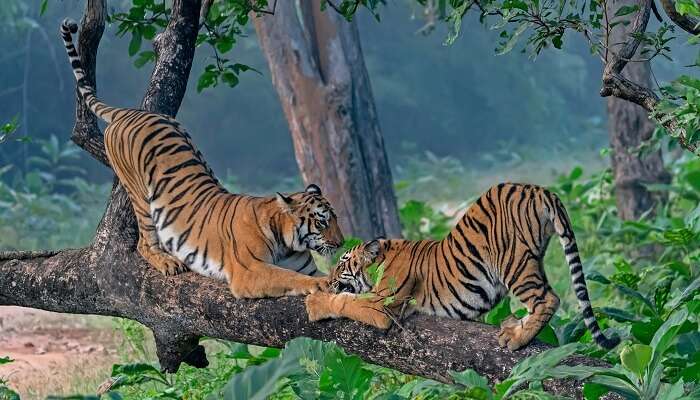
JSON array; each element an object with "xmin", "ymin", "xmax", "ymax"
[{"xmin": 309, "ymin": 183, "xmax": 619, "ymax": 351}]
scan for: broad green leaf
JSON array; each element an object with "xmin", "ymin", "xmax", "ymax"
[
  {"xmin": 620, "ymin": 344, "xmax": 652, "ymax": 378},
  {"xmin": 588, "ymin": 374, "xmax": 639, "ymax": 398},
  {"xmin": 631, "ymin": 318, "xmax": 663, "ymax": 344},
  {"xmin": 657, "ymin": 378, "xmax": 686, "ymax": 400},
  {"xmin": 219, "ymin": 337, "xmax": 336, "ymax": 400},
  {"xmin": 449, "ymin": 369, "xmax": 491, "ymax": 392},
  {"xmin": 318, "ymin": 350, "xmax": 373, "ymax": 400},
  {"xmin": 484, "ymin": 298, "xmax": 512, "ymax": 325},
  {"xmin": 598, "ymin": 307, "xmax": 642, "ymax": 322},
  {"xmin": 583, "ymin": 382, "xmax": 609, "ymax": 400},
  {"xmin": 666, "ymin": 275, "xmax": 700, "ymax": 310},
  {"xmin": 128, "ymin": 31, "xmax": 142, "ymax": 57},
  {"xmin": 648, "ymin": 307, "xmax": 689, "ymax": 380},
  {"xmin": 197, "ymin": 70, "xmax": 218, "ymax": 92},
  {"xmin": 535, "ymin": 324, "xmax": 558, "ymax": 346},
  {"xmin": 0, "ymin": 357, "xmax": 12, "ymax": 365}
]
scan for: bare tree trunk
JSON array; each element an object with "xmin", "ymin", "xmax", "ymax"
[
  {"xmin": 253, "ymin": 1, "xmax": 402, "ymax": 239},
  {"xmin": 605, "ymin": 0, "xmax": 671, "ymax": 220}
]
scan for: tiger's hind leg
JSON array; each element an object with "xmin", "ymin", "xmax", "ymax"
[
  {"xmin": 498, "ymin": 259, "xmax": 560, "ymax": 350},
  {"xmin": 134, "ymin": 210, "xmax": 188, "ymax": 276}
]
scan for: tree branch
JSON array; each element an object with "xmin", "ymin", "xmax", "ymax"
[
  {"xmin": 600, "ymin": 0, "xmax": 699, "ymax": 155},
  {"xmin": 71, "ymin": 0, "xmax": 108, "ymax": 166},
  {"xmin": 658, "ymin": 0, "xmax": 700, "ymax": 34},
  {"xmin": 0, "ymin": 251, "xmax": 609, "ymax": 398}
]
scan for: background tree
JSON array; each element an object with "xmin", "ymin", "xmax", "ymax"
[
  {"xmin": 605, "ymin": 0, "xmax": 671, "ymax": 220},
  {"xmin": 254, "ymin": 0, "xmax": 402, "ymax": 239}
]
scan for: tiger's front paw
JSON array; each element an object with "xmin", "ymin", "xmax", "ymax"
[
  {"xmin": 305, "ymin": 292, "xmax": 334, "ymax": 322},
  {"xmin": 157, "ymin": 256, "xmax": 189, "ymax": 276},
  {"xmin": 498, "ymin": 316, "xmax": 528, "ymax": 351},
  {"xmin": 307, "ymin": 276, "xmax": 331, "ymax": 294}
]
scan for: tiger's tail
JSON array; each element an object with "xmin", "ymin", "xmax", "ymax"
[
  {"xmin": 60, "ymin": 19, "xmax": 119, "ymax": 123},
  {"xmin": 547, "ymin": 191, "xmax": 620, "ymax": 349}
]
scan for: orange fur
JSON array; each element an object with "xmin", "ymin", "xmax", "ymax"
[
  {"xmin": 61, "ymin": 20, "xmax": 344, "ymax": 298},
  {"xmin": 307, "ymin": 183, "xmax": 619, "ymax": 350}
]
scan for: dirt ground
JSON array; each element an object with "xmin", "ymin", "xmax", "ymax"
[{"xmin": 0, "ymin": 306, "xmax": 123, "ymax": 399}]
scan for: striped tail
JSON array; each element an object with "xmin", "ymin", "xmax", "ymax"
[
  {"xmin": 548, "ymin": 193, "xmax": 620, "ymax": 349},
  {"xmin": 60, "ymin": 19, "xmax": 118, "ymax": 123}
]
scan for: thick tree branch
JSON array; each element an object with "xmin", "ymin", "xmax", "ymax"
[
  {"xmin": 0, "ymin": 251, "xmax": 609, "ymax": 398},
  {"xmin": 658, "ymin": 0, "xmax": 700, "ymax": 34},
  {"xmin": 71, "ymin": 0, "xmax": 108, "ymax": 166}
]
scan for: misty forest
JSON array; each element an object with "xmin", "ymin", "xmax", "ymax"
[{"xmin": 1, "ymin": 0, "xmax": 699, "ymax": 398}]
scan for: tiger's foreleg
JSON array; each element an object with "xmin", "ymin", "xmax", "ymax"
[
  {"xmin": 134, "ymin": 210, "xmax": 188, "ymax": 276},
  {"xmin": 498, "ymin": 260, "xmax": 560, "ymax": 350},
  {"xmin": 228, "ymin": 260, "xmax": 330, "ymax": 299},
  {"xmin": 305, "ymin": 292, "xmax": 392, "ymax": 330}
]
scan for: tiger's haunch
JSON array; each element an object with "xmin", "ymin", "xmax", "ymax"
[{"xmin": 306, "ymin": 183, "xmax": 620, "ymax": 351}]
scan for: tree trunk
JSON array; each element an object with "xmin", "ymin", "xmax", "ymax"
[
  {"xmin": 253, "ymin": 1, "xmax": 402, "ymax": 240},
  {"xmin": 606, "ymin": 0, "xmax": 671, "ymax": 220}
]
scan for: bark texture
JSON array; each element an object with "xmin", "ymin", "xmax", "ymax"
[
  {"xmin": 605, "ymin": 0, "xmax": 671, "ymax": 220},
  {"xmin": 254, "ymin": 1, "xmax": 402, "ymax": 239},
  {"xmin": 0, "ymin": 253, "xmax": 609, "ymax": 398}
]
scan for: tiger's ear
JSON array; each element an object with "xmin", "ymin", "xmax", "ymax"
[
  {"xmin": 276, "ymin": 192, "xmax": 294, "ymax": 210},
  {"xmin": 305, "ymin": 184, "xmax": 322, "ymax": 195},
  {"xmin": 364, "ymin": 239, "xmax": 382, "ymax": 259}
]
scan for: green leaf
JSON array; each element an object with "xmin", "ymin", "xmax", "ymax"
[
  {"xmin": 631, "ymin": 318, "xmax": 663, "ymax": 344},
  {"xmin": 583, "ymin": 382, "xmax": 609, "ymax": 400},
  {"xmin": 676, "ymin": 0, "xmax": 700, "ymax": 16},
  {"xmin": 108, "ymin": 363, "xmax": 167, "ymax": 390},
  {"xmin": 650, "ymin": 308, "xmax": 688, "ymax": 360},
  {"xmin": 484, "ymin": 298, "xmax": 512, "ymax": 325},
  {"xmin": 0, "ymin": 357, "xmax": 12, "ymax": 365},
  {"xmin": 497, "ymin": 22, "xmax": 529, "ymax": 55},
  {"xmin": 450, "ymin": 369, "xmax": 491, "ymax": 392},
  {"xmin": 676, "ymin": 331, "xmax": 700, "ymax": 357},
  {"xmin": 614, "ymin": 4, "xmax": 640, "ymax": 16},
  {"xmin": 620, "ymin": 344, "xmax": 652, "ymax": 378},
  {"xmin": 197, "ymin": 70, "xmax": 218, "ymax": 93},
  {"xmin": 685, "ymin": 170, "xmax": 700, "ymax": 191},
  {"xmin": 141, "ymin": 25, "xmax": 157, "ymax": 40},
  {"xmin": 221, "ymin": 71, "xmax": 239, "ymax": 88},
  {"xmin": 588, "ymin": 374, "xmax": 639, "ymax": 398},
  {"xmin": 128, "ymin": 30, "xmax": 143, "ymax": 57},
  {"xmin": 133, "ymin": 50, "xmax": 155, "ymax": 68},
  {"xmin": 318, "ymin": 350, "xmax": 373, "ymax": 400},
  {"xmin": 39, "ymin": 0, "xmax": 49, "ymax": 16},
  {"xmin": 535, "ymin": 324, "xmax": 558, "ymax": 346},
  {"xmin": 657, "ymin": 378, "xmax": 686, "ymax": 400},
  {"xmin": 215, "ymin": 37, "xmax": 235, "ymax": 54},
  {"xmin": 218, "ymin": 337, "xmax": 336, "ymax": 400},
  {"xmin": 598, "ymin": 307, "xmax": 643, "ymax": 322}
]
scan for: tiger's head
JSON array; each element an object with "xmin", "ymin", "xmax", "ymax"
[
  {"xmin": 328, "ymin": 240, "xmax": 382, "ymax": 294},
  {"xmin": 276, "ymin": 184, "xmax": 344, "ymax": 257}
]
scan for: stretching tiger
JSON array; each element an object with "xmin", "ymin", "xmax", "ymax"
[
  {"xmin": 61, "ymin": 19, "xmax": 344, "ymax": 298},
  {"xmin": 306, "ymin": 183, "xmax": 619, "ymax": 350}
]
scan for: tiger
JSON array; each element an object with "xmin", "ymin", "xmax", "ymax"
[
  {"xmin": 60, "ymin": 19, "xmax": 344, "ymax": 298},
  {"xmin": 305, "ymin": 183, "xmax": 620, "ymax": 350}
]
